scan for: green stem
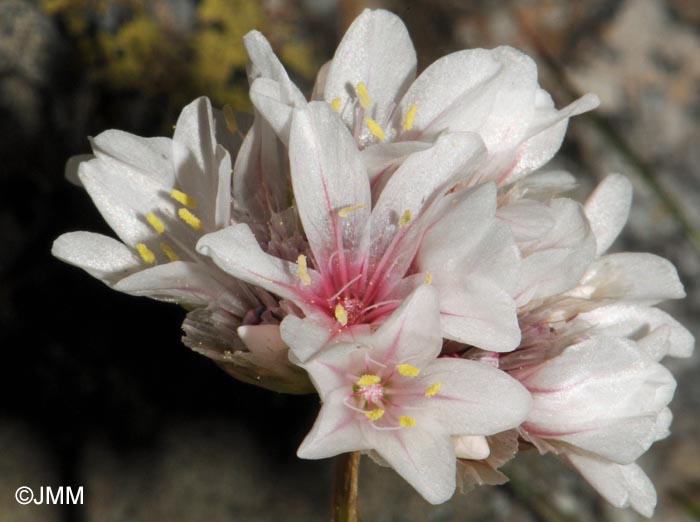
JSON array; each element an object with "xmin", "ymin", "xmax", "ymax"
[{"xmin": 331, "ymin": 451, "xmax": 362, "ymax": 522}]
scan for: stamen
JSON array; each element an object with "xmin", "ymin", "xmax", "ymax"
[
  {"xmin": 365, "ymin": 117, "xmax": 385, "ymax": 142},
  {"xmin": 335, "ymin": 303, "xmax": 348, "ymax": 326},
  {"xmin": 399, "ymin": 210, "xmax": 412, "ymax": 227},
  {"xmin": 136, "ymin": 243, "xmax": 155, "ymax": 264},
  {"xmin": 397, "ymin": 364, "xmax": 420, "ymax": 377},
  {"xmin": 399, "ymin": 416, "xmax": 416, "ymax": 428},
  {"xmin": 223, "ymin": 104, "xmax": 238, "ymax": 132},
  {"xmin": 146, "ymin": 212, "xmax": 165, "ymax": 234},
  {"xmin": 424, "ymin": 272, "xmax": 433, "ymax": 285},
  {"xmin": 160, "ymin": 242, "xmax": 179, "ymax": 262},
  {"xmin": 178, "ymin": 208, "xmax": 203, "ymax": 231},
  {"xmin": 403, "ymin": 103, "xmax": 418, "ymax": 131},
  {"xmin": 356, "ymin": 82, "xmax": 371, "ymax": 109},
  {"xmin": 331, "ymin": 97, "xmax": 342, "ymax": 112},
  {"xmin": 170, "ymin": 189, "xmax": 197, "ymax": 209},
  {"xmin": 337, "ymin": 204, "xmax": 366, "ymax": 217},
  {"xmin": 328, "ymin": 273, "xmax": 362, "ymax": 301},
  {"xmin": 357, "ymin": 374, "xmax": 381, "ymax": 386},
  {"xmin": 365, "ymin": 408, "xmax": 385, "ymax": 421},
  {"xmin": 425, "ymin": 382, "xmax": 442, "ymax": 397},
  {"xmin": 296, "ymin": 254, "xmax": 312, "ymax": 286}
]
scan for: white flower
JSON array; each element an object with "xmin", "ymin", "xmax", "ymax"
[
  {"xmin": 197, "ymin": 102, "xmax": 522, "ymax": 361},
  {"xmin": 52, "ymin": 97, "xmax": 310, "ymax": 393},
  {"xmin": 282, "ymin": 285, "xmax": 531, "ymax": 504},
  {"xmin": 246, "ymin": 9, "xmax": 599, "ymax": 185},
  {"xmin": 496, "ymin": 174, "xmax": 692, "ymax": 516},
  {"xmin": 53, "ymin": 97, "xmax": 243, "ymax": 309},
  {"xmin": 512, "ymin": 337, "xmax": 675, "ymax": 517}
]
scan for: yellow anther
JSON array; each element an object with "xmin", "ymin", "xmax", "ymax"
[
  {"xmin": 136, "ymin": 243, "xmax": 155, "ymax": 264},
  {"xmin": 338, "ymin": 204, "xmax": 366, "ymax": 217},
  {"xmin": 399, "ymin": 416, "xmax": 416, "ymax": 428},
  {"xmin": 357, "ymin": 374, "xmax": 381, "ymax": 386},
  {"xmin": 160, "ymin": 242, "xmax": 179, "ymax": 262},
  {"xmin": 397, "ymin": 364, "xmax": 420, "ymax": 377},
  {"xmin": 356, "ymin": 82, "xmax": 371, "ymax": 109},
  {"xmin": 425, "ymin": 382, "xmax": 442, "ymax": 397},
  {"xmin": 178, "ymin": 208, "xmax": 203, "ymax": 231},
  {"xmin": 335, "ymin": 303, "xmax": 348, "ymax": 326},
  {"xmin": 223, "ymin": 104, "xmax": 238, "ymax": 132},
  {"xmin": 146, "ymin": 212, "xmax": 165, "ymax": 234},
  {"xmin": 296, "ymin": 254, "xmax": 311, "ymax": 286},
  {"xmin": 424, "ymin": 272, "xmax": 433, "ymax": 285},
  {"xmin": 365, "ymin": 117, "xmax": 385, "ymax": 142},
  {"xmin": 170, "ymin": 189, "xmax": 197, "ymax": 209},
  {"xmin": 403, "ymin": 103, "xmax": 418, "ymax": 131},
  {"xmin": 331, "ymin": 97, "xmax": 342, "ymax": 112},
  {"xmin": 399, "ymin": 210, "xmax": 412, "ymax": 227},
  {"xmin": 365, "ymin": 408, "xmax": 385, "ymax": 421}
]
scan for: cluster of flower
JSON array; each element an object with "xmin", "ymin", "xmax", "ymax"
[{"xmin": 53, "ymin": 9, "xmax": 692, "ymax": 516}]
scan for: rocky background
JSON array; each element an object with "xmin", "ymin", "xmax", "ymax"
[{"xmin": 1, "ymin": 0, "xmax": 699, "ymax": 521}]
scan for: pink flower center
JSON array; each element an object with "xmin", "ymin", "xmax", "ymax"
[{"xmin": 358, "ymin": 382, "xmax": 384, "ymax": 404}]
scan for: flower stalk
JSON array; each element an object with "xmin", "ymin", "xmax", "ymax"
[{"xmin": 332, "ymin": 451, "xmax": 361, "ymax": 522}]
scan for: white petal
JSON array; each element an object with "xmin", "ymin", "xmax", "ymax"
[
  {"xmin": 501, "ymin": 93, "xmax": 599, "ymax": 184},
  {"xmin": 232, "ymin": 118, "xmax": 289, "ymax": 221},
  {"xmin": 91, "ymin": 130, "xmax": 174, "ymax": 186},
  {"xmin": 454, "ymin": 436, "xmax": 491, "ymax": 460},
  {"xmin": 516, "ymin": 198, "xmax": 596, "ymax": 302},
  {"xmin": 516, "ymin": 247, "xmax": 591, "ymax": 304},
  {"xmin": 578, "ymin": 253, "xmax": 686, "ymax": 304},
  {"xmin": 415, "ymin": 358, "xmax": 531, "ymax": 435},
  {"xmin": 52, "ymin": 231, "xmax": 141, "ymax": 285},
  {"xmin": 498, "ymin": 199, "xmax": 555, "ymax": 243},
  {"xmin": 311, "ymin": 60, "xmax": 331, "ymax": 101},
  {"xmin": 360, "ymin": 140, "xmax": 431, "ymax": 183},
  {"xmin": 369, "ymin": 132, "xmax": 486, "ymax": 285},
  {"xmin": 289, "ymin": 102, "xmax": 371, "ymax": 268},
  {"xmin": 173, "ymin": 96, "xmax": 218, "ymax": 179},
  {"xmin": 521, "ymin": 198, "xmax": 595, "ymax": 253},
  {"xmin": 654, "ymin": 407, "xmax": 672, "ymax": 441},
  {"xmin": 78, "ymin": 156, "xmax": 170, "ymax": 246},
  {"xmin": 584, "ymin": 174, "xmax": 633, "ymax": 256},
  {"xmin": 65, "ymin": 154, "xmax": 93, "ymax": 186},
  {"xmin": 280, "ymin": 315, "xmax": 334, "ymax": 365},
  {"xmin": 196, "ymin": 224, "xmax": 304, "ymax": 304},
  {"xmin": 519, "ymin": 337, "xmax": 676, "ymax": 463},
  {"xmin": 324, "ymin": 9, "xmax": 416, "ymax": 130},
  {"xmin": 244, "ymin": 30, "xmax": 287, "ymax": 81},
  {"xmin": 566, "ymin": 452, "xmax": 656, "ymax": 518},
  {"xmin": 418, "ymin": 183, "xmax": 520, "ymax": 292},
  {"xmin": 512, "ymin": 169, "xmax": 577, "ymax": 198},
  {"xmin": 244, "ymin": 30, "xmax": 305, "ymax": 104},
  {"xmin": 213, "ymin": 144, "xmax": 233, "ymax": 228},
  {"xmin": 249, "ymin": 78, "xmax": 296, "ymax": 145},
  {"xmin": 397, "ymin": 46, "xmax": 537, "ymax": 150},
  {"xmin": 237, "ymin": 324, "xmax": 287, "ymax": 356},
  {"xmin": 113, "ymin": 261, "xmax": 247, "ymax": 313},
  {"xmin": 297, "ymin": 388, "xmax": 370, "ymax": 459},
  {"xmin": 572, "ymin": 304, "xmax": 694, "ymax": 360},
  {"xmin": 370, "ymin": 285, "xmax": 442, "ymax": 368},
  {"xmin": 366, "ymin": 424, "xmax": 456, "ymax": 504},
  {"xmin": 435, "ymin": 274, "xmax": 520, "ymax": 352}
]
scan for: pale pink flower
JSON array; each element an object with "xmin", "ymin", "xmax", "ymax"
[
  {"xmin": 246, "ymin": 9, "xmax": 599, "ymax": 186},
  {"xmin": 282, "ymin": 285, "xmax": 531, "ymax": 504},
  {"xmin": 197, "ymin": 102, "xmax": 522, "ymax": 361},
  {"xmin": 52, "ymin": 97, "xmax": 311, "ymax": 393},
  {"xmin": 494, "ymin": 174, "xmax": 692, "ymax": 516}
]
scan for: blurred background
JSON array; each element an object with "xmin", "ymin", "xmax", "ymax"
[{"xmin": 1, "ymin": 0, "xmax": 699, "ymax": 520}]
